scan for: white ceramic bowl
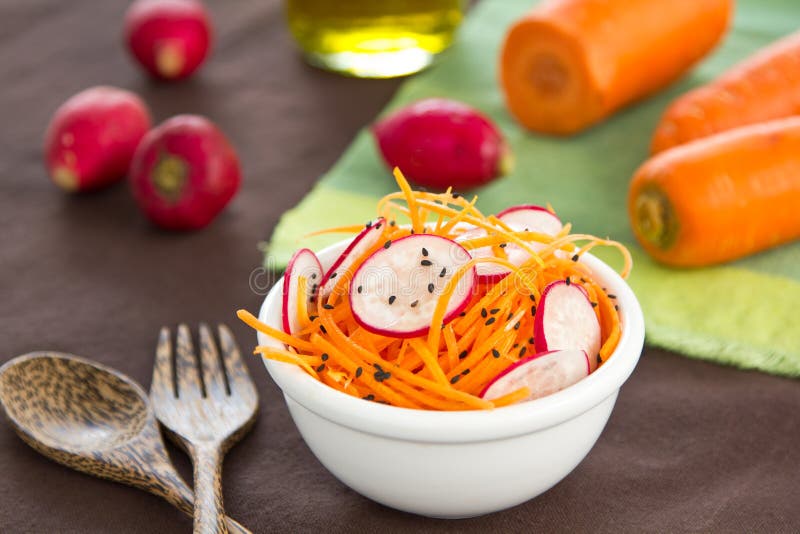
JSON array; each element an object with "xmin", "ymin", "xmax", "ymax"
[{"xmin": 257, "ymin": 239, "xmax": 644, "ymax": 518}]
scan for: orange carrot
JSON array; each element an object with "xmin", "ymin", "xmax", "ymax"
[
  {"xmin": 629, "ymin": 117, "xmax": 800, "ymax": 267},
  {"xmin": 500, "ymin": 0, "xmax": 733, "ymax": 134},
  {"xmin": 652, "ymin": 31, "xmax": 800, "ymax": 153}
]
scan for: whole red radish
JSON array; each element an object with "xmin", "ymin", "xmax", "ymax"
[
  {"xmin": 44, "ymin": 86, "xmax": 151, "ymax": 192},
  {"xmin": 372, "ymin": 98, "xmax": 512, "ymax": 190},
  {"xmin": 124, "ymin": 0, "xmax": 212, "ymax": 81},
  {"xmin": 130, "ymin": 115, "xmax": 240, "ymax": 230}
]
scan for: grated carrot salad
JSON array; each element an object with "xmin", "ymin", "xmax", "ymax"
[{"xmin": 238, "ymin": 169, "xmax": 631, "ymax": 411}]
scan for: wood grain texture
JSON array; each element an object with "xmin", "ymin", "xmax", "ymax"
[
  {"xmin": 0, "ymin": 352, "xmax": 250, "ymax": 533},
  {"xmin": 150, "ymin": 324, "xmax": 259, "ymax": 534}
]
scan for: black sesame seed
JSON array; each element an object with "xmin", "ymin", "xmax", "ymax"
[
  {"xmin": 492, "ymin": 349, "xmax": 500, "ymax": 358},
  {"xmin": 529, "ymin": 294, "xmax": 536, "ymax": 302},
  {"xmin": 410, "ymin": 229, "xmax": 415, "ymax": 234},
  {"xmin": 321, "ymin": 353, "xmax": 329, "ymax": 361},
  {"xmin": 458, "ymin": 350, "xmax": 468, "ymax": 359},
  {"xmin": 319, "ymin": 325, "xmax": 327, "ymax": 334},
  {"xmin": 439, "ymin": 267, "xmax": 447, "ymax": 277},
  {"xmin": 355, "ymin": 367, "xmax": 363, "ymax": 378},
  {"xmin": 309, "ymin": 315, "xmax": 318, "ymax": 321},
  {"xmin": 565, "ymin": 277, "xmax": 571, "ymax": 286},
  {"xmin": 330, "ymin": 272, "xmax": 338, "ymax": 279},
  {"xmin": 608, "ymin": 294, "xmax": 617, "ymax": 299},
  {"xmin": 531, "ymin": 305, "xmax": 537, "ymax": 316},
  {"xmin": 316, "ymin": 364, "xmax": 326, "ymax": 372},
  {"xmin": 572, "ymin": 254, "xmax": 579, "ymax": 262},
  {"xmin": 485, "ymin": 317, "xmax": 496, "ymax": 326},
  {"xmin": 363, "ymin": 394, "xmax": 375, "ymax": 401},
  {"xmin": 309, "ymin": 296, "xmax": 315, "ymax": 303},
  {"xmin": 597, "ymin": 354, "xmax": 602, "ymax": 365},
  {"xmin": 421, "ymin": 259, "xmax": 432, "ymax": 266},
  {"xmin": 322, "ymin": 304, "xmax": 334, "ymax": 310},
  {"xmin": 388, "ymin": 295, "xmax": 396, "ymax": 304},
  {"xmin": 591, "ymin": 301, "xmax": 599, "ymax": 308},
  {"xmin": 390, "ymin": 220, "xmax": 396, "ymax": 227},
  {"xmin": 422, "ymin": 247, "xmax": 429, "ymax": 256},
  {"xmin": 452, "ymin": 192, "xmax": 461, "ymax": 199},
  {"xmin": 499, "ymin": 243, "xmax": 507, "ymax": 248},
  {"xmin": 459, "ymin": 311, "xmax": 466, "ymax": 317},
  {"xmin": 529, "ymin": 337, "xmax": 535, "ymax": 345},
  {"xmin": 374, "ymin": 370, "xmax": 391, "ymax": 382},
  {"xmin": 450, "ymin": 375, "xmax": 461, "ymax": 384},
  {"xmin": 383, "ymin": 240, "xmax": 392, "ymax": 249},
  {"xmin": 580, "ymin": 277, "xmax": 587, "ymax": 283},
  {"xmin": 461, "ymin": 369, "xmax": 470, "ymax": 375},
  {"xmin": 357, "ymin": 285, "xmax": 363, "ymax": 294},
  {"xmin": 513, "ymin": 343, "xmax": 519, "ymax": 349},
  {"xmin": 514, "ymin": 321, "xmax": 521, "ymax": 330},
  {"xmin": 507, "ymin": 312, "xmax": 514, "ymax": 321},
  {"xmin": 375, "ymin": 223, "xmax": 382, "ymax": 230},
  {"xmin": 519, "ymin": 346, "xmax": 527, "ymax": 357},
  {"xmin": 311, "ymin": 273, "xmax": 317, "ymax": 279},
  {"xmin": 490, "ymin": 308, "xmax": 500, "ymax": 315},
  {"xmin": 615, "ymin": 304, "xmax": 619, "ymax": 311},
  {"xmin": 365, "ymin": 221, "xmax": 373, "ymax": 228},
  {"xmin": 373, "ymin": 363, "xmax": 383, "ymax": 371},
  {"xmin": 410, "ymin": 300, "xmax": 419, "ymax": 308},
  {"xmin": 428, "ymin": 283, "xmax": 435, "ymax": 293},
  {"xmin": 481, "ymin": 308, "xmax": 488, "ymax": 318}
]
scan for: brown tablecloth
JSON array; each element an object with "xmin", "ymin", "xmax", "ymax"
[{"xmin": 1, "ymin": 1, "xmax": 798, "ymax": 532}]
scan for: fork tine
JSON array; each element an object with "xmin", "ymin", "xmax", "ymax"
[
  {"xmin": 217, "ymin": 324, "xmax": 253, "ymax": 386},
  {"xmin": 175, "ymin": 324, "xmax": 203, "ymax": 399},
  {"xmin": 151, "ymin": 326, "xmax": 175, "ymax": 399},
  {"xmin": 198, "ymin": 323, "xmax": 228, "ymax": 398}
]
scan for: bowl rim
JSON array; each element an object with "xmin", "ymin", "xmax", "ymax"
[{"xmin": 257, "ymin": 238, "xmax": 645, "ymax": 443}]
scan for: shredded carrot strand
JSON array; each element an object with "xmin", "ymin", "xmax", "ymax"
[{"xmin": 490, "ymin": 387, "xmax": 532, "ymax": 407}]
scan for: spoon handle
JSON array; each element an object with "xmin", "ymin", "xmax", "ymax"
[
  {"xmin": 111, "ymin": 430, "xmax": 250, "ymax": 533},
  {"xmin": 189, "ymin": 443, "xmax": 228, "ymax": 534}
]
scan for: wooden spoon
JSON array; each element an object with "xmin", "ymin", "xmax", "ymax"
[{"xmin": 0, "ymin": 352, "xmax": 251, "ymax": 533}]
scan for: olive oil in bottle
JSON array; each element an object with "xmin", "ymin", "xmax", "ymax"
[{"xmin": 285, "ymin": 0, "xmax": 465, "ymax": 78}]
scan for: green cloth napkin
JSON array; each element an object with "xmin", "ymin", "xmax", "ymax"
[{"xmin": 266, "ymin": 0, "xmax": 800, "ymax": 377}]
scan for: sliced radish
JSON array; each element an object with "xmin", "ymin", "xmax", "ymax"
[
  {"xmin": 453, "ymin": 207, "xmax": 562, "ymax": 282},
  {"xmin": 349, "ymin": 234, "xmax": 476, "ymax": 337},
  {"xmin": 480, "ymin": 349, "xmax": 590, "ymax": 402},
  {"xmin": 319, "ymin": 218, "xmax": 385, "ymax": 297},
  {"xmin": 534, "ymin": 280, "xmax": 602, "ymax": 371},
  {"xmin": 282, "ymin": 248, "xmax": 323, "ymax": 334},
  {"xmin": 496, "ymin": 204, "xmax": 563, "ymax": 236},
  {"xmin": 454, "ymin": 226, "xmax": 511, "ymax": 282}
]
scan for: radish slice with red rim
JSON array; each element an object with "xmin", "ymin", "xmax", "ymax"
[
  {"xmin": 534, "ymin": 280, "xmax": 602, "ymax": 371},
  {"xmin": 497, "ymin": 204, "xmax": 565, "ymax": 259},
  {"xmin": 454, "ymin": 206, "xmax": 563, "ymax": 282},
  {"xmin": 349, "ymin": 234, "xmax": 476, "ymax": 338},
  {"xmin": 454, "ymin": 226, "xmax": 511, "ymax": 282},
  {"xmin": 319, "ymin": 217, "xmax": 385, "ymax": 297},
  {"xmin": 496, "ymin": 204, "xmax": 563, "ymax": 236},
  {"xmin": 480, "ymin": 349, "xmax": 590, "ymax": 402},
  {"xmin": 282, "ymin": 248, "xmax": 323, "ymax": 334}
]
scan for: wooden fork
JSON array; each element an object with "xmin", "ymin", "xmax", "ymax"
[{"xmin": 150, "ymin": 324, "xmax": 258, "ymax": 534}]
